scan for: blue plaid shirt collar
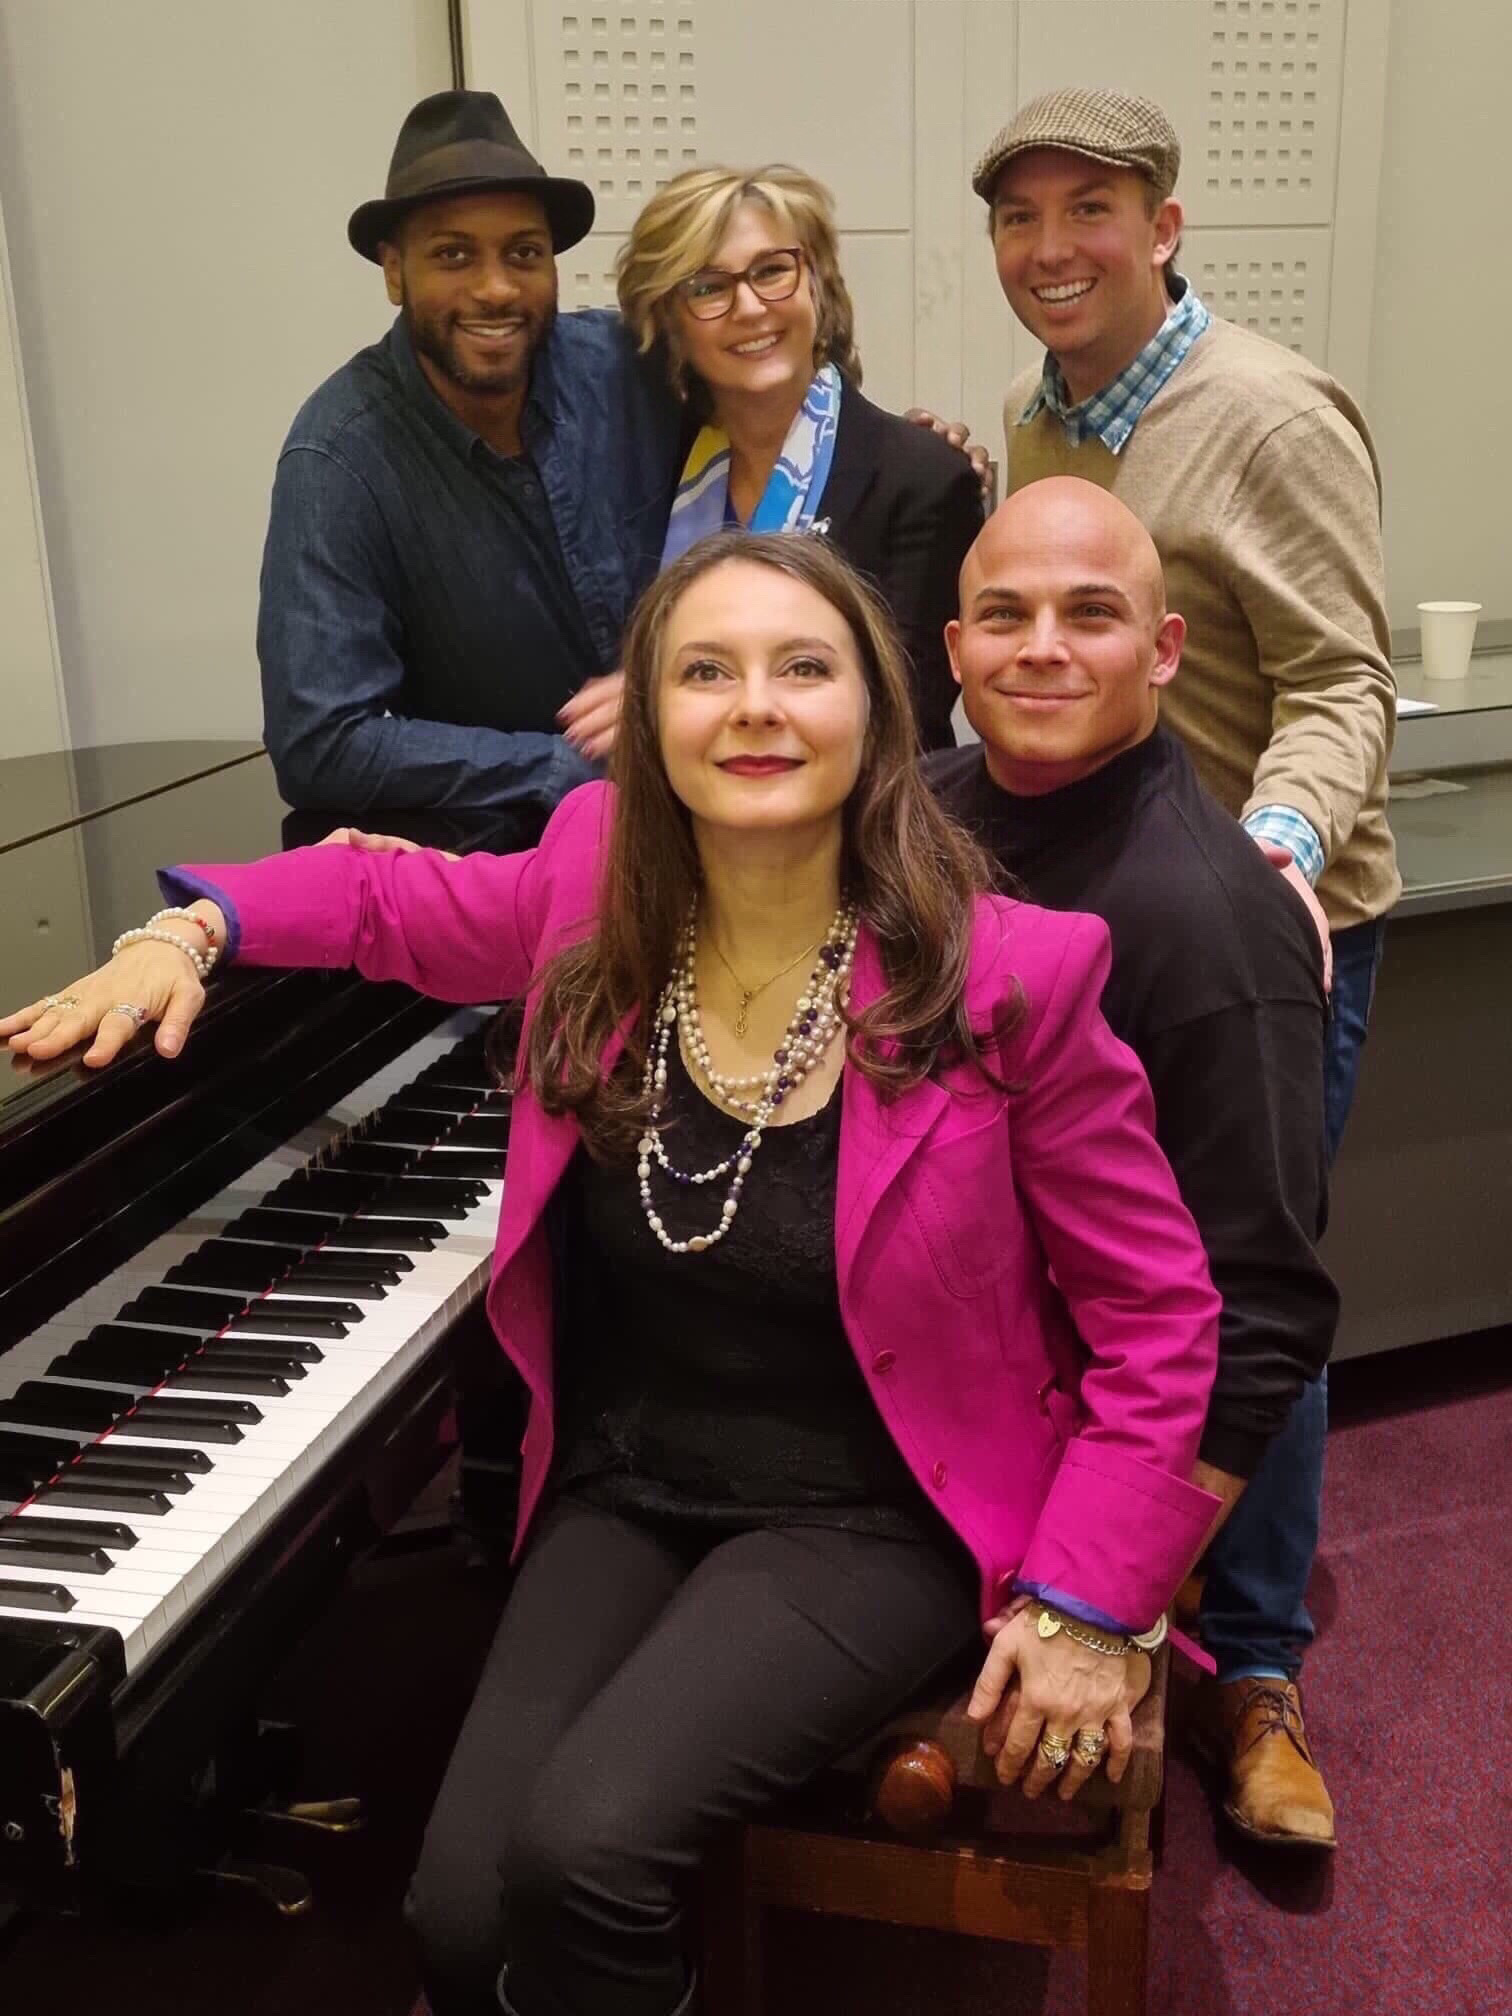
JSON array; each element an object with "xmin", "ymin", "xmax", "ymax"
[{"xmin": 1019, "ymin": 279, "xmax": 1211, "ymax": 455}]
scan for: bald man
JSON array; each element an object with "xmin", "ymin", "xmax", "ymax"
[{"xmin": 928, "ymin": 478, "xmax": 1340, "ymax": 1849}]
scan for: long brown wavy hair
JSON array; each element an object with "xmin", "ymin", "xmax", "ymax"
[{"xmin": 512, "ymin": 532, "xmax": 1012, "ymax": 1158}]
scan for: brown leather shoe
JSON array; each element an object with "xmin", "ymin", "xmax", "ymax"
[{"xmin": 1195, "ymin": 1678, "xmax": 1337, "ymax": 1849}]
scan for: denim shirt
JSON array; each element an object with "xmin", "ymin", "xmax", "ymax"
[{"xmin": 257, "ymin": 311, "xmax": 681, "ymax": 817}]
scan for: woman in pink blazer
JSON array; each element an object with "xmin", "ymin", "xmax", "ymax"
[{"xmin": 7, "ymin": 531, "xmax": 1219, "ymax": 2016}]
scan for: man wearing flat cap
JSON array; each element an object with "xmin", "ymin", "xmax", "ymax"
[
  {"xmin": 258, "ymin": 90, "xmax": 680, "ymax": 822},
  {"xmin": 964, "ymin": 84, "xmax": 1400, "ymax": 1851}
]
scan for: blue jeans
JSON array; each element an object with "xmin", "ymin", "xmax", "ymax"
[{"xmin": 1199, "ymin": 916, "xmax": 1385, "ymax": 1683}]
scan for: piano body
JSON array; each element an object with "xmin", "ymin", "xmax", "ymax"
[{"xmin": 0, "ymin": 745, "xmax": 532, "ymax": 1906}]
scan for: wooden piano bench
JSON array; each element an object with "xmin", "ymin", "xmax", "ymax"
[{"xmin": 700, "ymin": 1643, "xmax": 1170, "ymax": 2016}]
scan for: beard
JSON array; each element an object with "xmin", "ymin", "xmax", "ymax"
[{"xmin": 401, "ymin": 289, "xmax": 557, "ymax": 398}]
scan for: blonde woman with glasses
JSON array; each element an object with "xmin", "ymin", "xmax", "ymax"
[{"xmin": 603, "ymin": 164, "xmax": 982, "ymax": 753}]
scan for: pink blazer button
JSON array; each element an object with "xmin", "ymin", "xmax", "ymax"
[
  {"xmin": 932, "ymin": 1461, "xmax": 948, "ymax": 1489},
  {"xmin": 871, "ymin": 1350, "xmax": 896, "ymax": 1373}
]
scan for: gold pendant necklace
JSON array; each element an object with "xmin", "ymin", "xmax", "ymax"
[{"xmin": 707, "ymin": 930, "xmax": 821, "ymax": 1042}]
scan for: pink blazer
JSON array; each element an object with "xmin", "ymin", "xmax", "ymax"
[{"xmin": 178, "ymin": 783, "xmax": 1221, "ymax": 1627}]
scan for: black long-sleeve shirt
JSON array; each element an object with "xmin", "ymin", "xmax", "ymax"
[{"xmin": 927, "ymin": 726, "xmax": 1337, "ymax": 1476}]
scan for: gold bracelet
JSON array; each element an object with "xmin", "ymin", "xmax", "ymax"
[{"xmin": 1033, "ymin": 1605, "xmax": 1132, "ymax": 1657}]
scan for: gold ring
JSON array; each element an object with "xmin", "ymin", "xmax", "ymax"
[
  {"xmin": 1072, "ymin": 1727, "xmax": 1110, "ymax": 1765},
  {"xmin": 44, "ymin": 994, "xmax": 80, "ymax": 1012},
  {"xmin": 1037, "ymin": 1732, "xmax": 1073, "ymax": 1771},
  {"xmin": 110, "ymin": 1001, "xmax": 147, "ymax": 1028}
]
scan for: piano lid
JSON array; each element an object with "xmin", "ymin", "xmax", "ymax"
[{"xmin": 0, "ymin": 741, "xmax": 264, "ymax": 856}]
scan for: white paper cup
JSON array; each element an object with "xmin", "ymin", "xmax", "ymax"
[{"xmin": 1417, "ymin": 601, "xmax": 1482, "ymax": 681}]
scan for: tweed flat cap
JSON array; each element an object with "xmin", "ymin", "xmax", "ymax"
[{"xmin": 972, "ymin": 87, "xmax": 1181, "ymax": 204}]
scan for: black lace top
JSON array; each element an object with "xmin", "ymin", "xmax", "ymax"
[{"xmin": 553, "ymin": 1036, "xmax": 935, "ymax": 1538}]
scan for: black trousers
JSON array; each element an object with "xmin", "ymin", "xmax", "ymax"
[{"xmin": 406, "ymin": 1493, "xmax": 980, "ymax": 2016}]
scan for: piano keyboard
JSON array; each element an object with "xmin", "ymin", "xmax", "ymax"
[{"xmin": 0, "ymin": 1006, "xmax": 505, "ymax": 1672}]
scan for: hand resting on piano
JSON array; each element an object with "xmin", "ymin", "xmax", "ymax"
[
  {"xmin": 0, "ymin": 827, "xmax": 459, "ymax": 1067},
  {"xmin": 1, "ymin": 899, "xmax": 227, "ymax": 1067}
]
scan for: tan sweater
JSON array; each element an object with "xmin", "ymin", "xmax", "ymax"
[{"xmin": 1003, "ymin": 318, "xmax": 1399, "ymax": 927}]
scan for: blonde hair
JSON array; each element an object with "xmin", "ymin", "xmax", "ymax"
[{"xmin": 616, "ymin": 164, "xmax": 862, "ymax": 401}]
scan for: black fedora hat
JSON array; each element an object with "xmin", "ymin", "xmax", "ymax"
[{"xmin": 348, "ymin": 90, "xmax": 595, "ymax": 262}]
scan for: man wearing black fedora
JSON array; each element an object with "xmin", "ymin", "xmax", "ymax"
[{"xmin": 258, "ymin": 90, "xmax": 681, "ymax": 823}]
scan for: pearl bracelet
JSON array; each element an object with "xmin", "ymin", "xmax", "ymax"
[
  {"xmin": 147, "ymin": 906, "xmax": 219, "ymax": 952},
  {"xmin": 111, "ymin": 925, "xmax": 216, "ymax": 980}
]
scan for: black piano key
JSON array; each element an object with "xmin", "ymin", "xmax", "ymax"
[
  {"xmin": 77, "ymin": 1322, "xmax": 203, "ymax": 1367},
  {"xmin": 196, "ymin": 1332, "xmax": 314, "ymax": 1370},
  {"xmin": 0, "ymin": 1428, "xmax": 86, "ymax": 1471},
  {"xmin": 165, "ymin": 1245, "xmax": 294, "ymax": 1293},
  {"xmin": 324, "ymin": 1221, "xmax": 435, "ymax": 1254},
  {"xmin": 223, "ymin": 1310, "xmax": 344, "ymax": 1343},
  {"xmin": 0, "ymin": 1462, "xmax": 65, "ymax": 1505},
  {"xmin": 175, "ymin": 1239, "xmax": 397, "ymax": 1294},
  {"xmin": 416, "ymin": 1149, "xmax": 504, "ymax": 1181},
  {"xmin": 38, "ymin": 1476, "xmax": 174, "ymax": 1516},
  {"xmin": 117, "ymin": 1403, "xmax": 248, "ymax": 1445},
  {"xmin": 77, "ymin": 1456, "xmax": 194, "ymax": 1496},
  {"xmin": 444, "ymin": 1112, "xmax": 512, "ymax": 1147},
  {"xmin": 0, "ymin": 1578, "xmax": 75, "ymax": 1613},
  {"xmin": 272, "ymin": 1170, "xmax": 481, "ymax": 1219},
  {"xmin": 365, "ymin": 1106, "xmax": 462, "ymax": 1142},
  {"xmin": 224, "ymin": 1206, "xmax": 429, "ymax": 1255},
  {"xmin": 0, "ymin": 1530, "xmax": 115, "ymax": 1575},
  {"xmin": 324, "ymin": 1142, "xmax": 426, "ymax": 1176},
  {"xmin": 415, "ymin": 1060, "xmax": 497, "ymax": 1091},
  {"xmin": 88, "ymin": 1433, "xmax": 215, "ymax": 1471},
  {"xmin": 1, "ymin": 1515, "xmax": 137, "ymax": 1551},
  {"xmin": 373, "ymin": 1092, "xmax": 477, "ymax": 1120},
  {"xmin": 259, "ymin": 1267, "xmax": 386, "ymax": 1302},
  {"xmin": 52, "ymin": 1349, "xmax": 186, "ymax": 1392},
  {"xmin": 243, "ymin": 1294, "xmax": 364, "ymax": 1324},
  {"xmin": 50, "ymin": 1350, "xmax": 173, "ymax": 1395},
  {"xmin": 335, "ymin": 1136, "xmax": 501, "ymax": 1179},
  {"xmin": 0, "ymin": 1385, "xmax": 130, "ymax": 1435},
  {"xmin": 280, "ymin": 1266, "xmax": 388, "ymax": 1302},
  {"xmin": 294, "ymin": 1252, "xmax": 403, "ymax": 1286},
  {"xmin": 221, "ymin": 1208, "xmax": 328, "ymax": 1252},
  {"xmin": 136, "ymin": 1387, "xmax": 263, "ymax": 1423},
  {"xmin": 122, "ymin": 1286, "xmax": 248, "ymax": 1330},
  {"xmin": 163, "ymin": 1364, "xmax": 291, "ymax": 1398}
]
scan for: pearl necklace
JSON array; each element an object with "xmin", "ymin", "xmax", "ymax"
[{"xmin": 637, "ymin": 900, "xmax": 858, "ymax": 1256}]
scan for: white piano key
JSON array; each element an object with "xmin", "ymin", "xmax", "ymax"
[{"xmin": 0, "ymin": 1009, "xmax": 502, "ymax": 1675}]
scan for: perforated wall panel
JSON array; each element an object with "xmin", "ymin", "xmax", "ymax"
[{"xmin": 1184, "ymin": 226, "xmax": 1331, "ymax": 356}]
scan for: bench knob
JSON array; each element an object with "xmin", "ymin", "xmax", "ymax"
[{"xmin": 872, "ymin": 1738, "xmax": 957, "ymax": 1836}]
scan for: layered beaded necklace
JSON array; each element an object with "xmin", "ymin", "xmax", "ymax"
[{"xmin": 637, "ymin": 898, "xmax": 859, "ymax": 1256}]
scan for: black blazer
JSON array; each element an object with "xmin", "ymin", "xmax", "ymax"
[{"xmin": 818, "ymin": 379, "xmax": 985, "ymax": 752}]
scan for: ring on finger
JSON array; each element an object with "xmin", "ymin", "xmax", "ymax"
[
  {"xmin": 44, "ymin": 994, "xmax": 81, "ymax": 1012},
  {"xmin": 1037, "ymin": 1732, "xmax": 1073, "ymax": 1771},
  {"xmin": 1072, "ymin": 1727, "xmax": 1109, "ymax": 1766},
  {"xmin": 110, "ymin": 1001, "xmax": 147, "ymax": 1028}
]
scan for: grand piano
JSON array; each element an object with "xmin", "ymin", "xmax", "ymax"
[{"xmin": 0, "ymin": 744, "xmax": 532, "ymax": 1907}]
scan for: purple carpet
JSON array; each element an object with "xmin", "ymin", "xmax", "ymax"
[{"xmin": 2, "ymin": 1356, "xmax": 1507, "ymax": 2016}]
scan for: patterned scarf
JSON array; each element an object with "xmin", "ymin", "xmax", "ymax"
[{"xmin": 660, "ymin": 362, "xmax": 842, "ymax": 567}]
